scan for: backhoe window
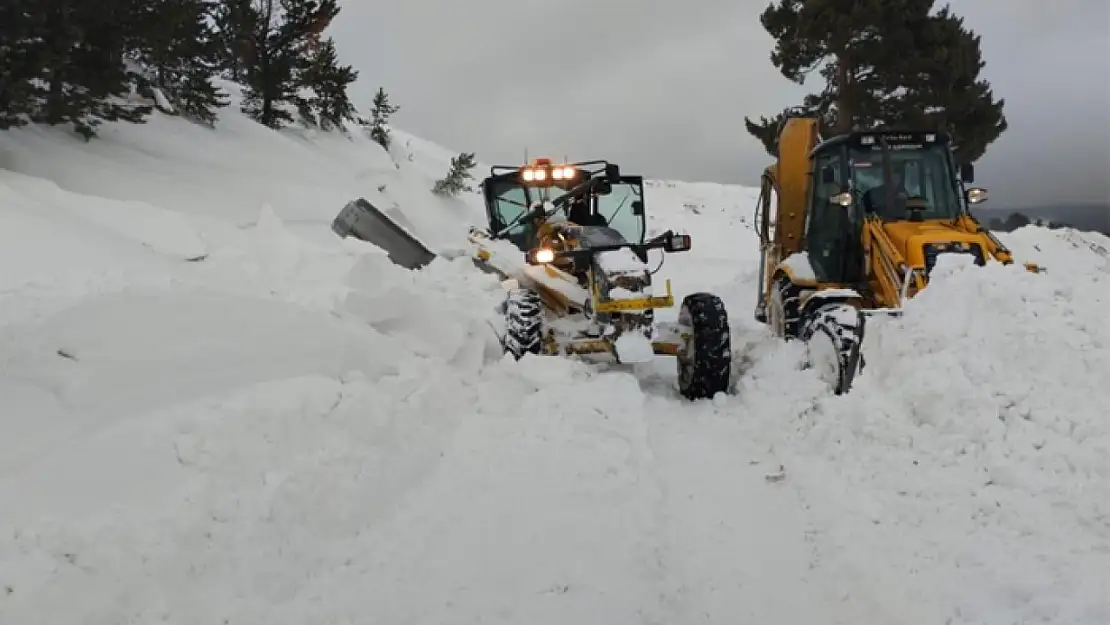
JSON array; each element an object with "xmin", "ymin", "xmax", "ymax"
[
  {"xmin": 805, "ymin": 151, "xmax": 860, "ymax": 282},
  {"xmin": 596, "ymin": 182, "xmax": 645, "ymax": 244},
  {"xmin": 848, "ymin": 144, "xmax": 962, "ymax": 220}
]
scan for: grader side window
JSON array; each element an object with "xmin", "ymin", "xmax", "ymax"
[{"xmin": 595, "ymin": 181, "xmax": 646, "ymax": 244}]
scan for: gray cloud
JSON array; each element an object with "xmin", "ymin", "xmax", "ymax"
[{"xmin": 330, "ymin": 0, "xmax": 1110, "ymax": 208}]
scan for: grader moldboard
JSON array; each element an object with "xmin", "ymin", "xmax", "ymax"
[
  {"xmin": 753, "ymin": 111, "xmax": 1043, "ymax": 394},
  {"xmin": 468, "ymin": 158, "xmax": 732, "ymax": 401}
]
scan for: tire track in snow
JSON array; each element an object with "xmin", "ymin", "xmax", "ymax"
[{"xmin": 640, "ymin": 393, "xmax": 871, "ymax": 624}]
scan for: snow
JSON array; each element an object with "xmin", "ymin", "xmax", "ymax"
[
  {"xmin": 1, "ymin": 84, "xmax": 1109, "ymax": 624},
  {"xmin": 609, "ymin": 286, "xmax": 650, "ymax": 299},
  {"xmin": 597, "ymin": 246, "xmax": 647, "ymax": 273},
  {"xmin": 613, "ymin": 333, "xmax": 655, "ymax": 363},
  {"xmin": 781, "ymin": 251, "xmax": 817, "ymax": 282}
]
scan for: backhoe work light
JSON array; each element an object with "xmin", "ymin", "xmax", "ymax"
[{"xmin": 831, "ymin": 191, "xmax": 853, "ymax": 207}]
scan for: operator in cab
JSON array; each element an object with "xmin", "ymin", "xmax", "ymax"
[
  {"xmin": 566, "ymin": 195, "xmax": 608, "ymax": 228},
  {"xmin": 858, "ymin": 160, "xmax": 911, "ymax": 220}
]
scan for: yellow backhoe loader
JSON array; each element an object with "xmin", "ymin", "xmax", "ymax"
[{"xmin": 753, "ymin": 112, "xmax": 1042, "ymax": 394}]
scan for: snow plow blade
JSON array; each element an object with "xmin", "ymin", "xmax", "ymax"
[{"xmin": 333, "ymin": 198, "xmax": 437, "ymax": 270}]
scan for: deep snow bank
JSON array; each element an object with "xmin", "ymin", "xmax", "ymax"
[
  {"xmin": 724, "ymin": 245, "xmax": 1109, "ymax": 623},
  {"xmin": 0, "ymin": 81, "xmax": 486, "ymax": 254},
  {"xmin": 2, "ymin": 83, "xmax": 1109, "ymax": 624}
]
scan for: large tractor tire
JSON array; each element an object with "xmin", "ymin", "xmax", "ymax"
[
  {"xmin": 677, "ymin": 292, "xmax": 732, "ymax": 400},
  {"xmin": 801, "ymin": 302, "xmax": 864, "ymax": 395},
  {"xmin": 502, "ymin": 288, "xmax": 544, "ymax": 359},
  {"xmin": 768, "ymin": 276, "xmax": 802, "ymax": 339}
]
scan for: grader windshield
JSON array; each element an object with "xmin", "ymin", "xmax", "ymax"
[{"xmin": 482, "ymin": 163, "xmax": 646, "ymax": 250}]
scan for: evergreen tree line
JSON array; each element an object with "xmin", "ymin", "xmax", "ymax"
[
  {"xmin": 0, "ymin": 0, "xmax": 374, "ymax": 138},
  {"xmin": 745, "ymin": 0, "xmax": 1008, "ymax": 166}
]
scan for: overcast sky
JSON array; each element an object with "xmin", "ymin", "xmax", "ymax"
[{"xmin": 328, "ymin": 0, "xmax": 1110, "ymax": 208}]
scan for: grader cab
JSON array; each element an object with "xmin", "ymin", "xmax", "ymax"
[{"xmin": 469, "ymin": 158, "xmax": 733, "ymax": 401}]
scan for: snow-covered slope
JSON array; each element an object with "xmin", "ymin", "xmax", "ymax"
[{"xmin": 1, "ymin": 88, "xmax": 1107, "ymax": 625}]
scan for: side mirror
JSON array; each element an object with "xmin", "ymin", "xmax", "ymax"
[
  {"xmin": 605, "ymin": 163, "xmax": 621, "ymax": 180},
  {"xmin": 662, "ymin": 232, "xmax": 692, "ymax": 253},
  {"xmin": 632, "ymin": 200, "xmax": 644, "ymax": 215},
  {"xmin": 525, "ymin": 247, "xmax": 556, "ymax": 265},
  {"xmin": 966, "ymin": 187, "xmax": 988, "ymax": 205},
  {"xmin": 820, "ymin": 166, "xmax": 835, "ymax": 184},
  {"xmin": 960, "ymin": 163, "xmax": 974, "ymax": 183}
]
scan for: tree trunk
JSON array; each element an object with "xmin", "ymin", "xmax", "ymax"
[{"xmin": 47, "ymin": 69, "xmax": 65, "ymax": 124}]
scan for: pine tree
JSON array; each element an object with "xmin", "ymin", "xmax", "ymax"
[
  {"xmin": 743, "ymin": 0, "xmax": 1006, "ymax": 164},
  {"xmin": 21, "ymin": 0, "xmax": 152, "ymax": 139},
  {"xmin": 885, "ymin": 7, "xmax": 1007, "ymax": 165},
  {"xmin": 368, "ymin": 87, "xmax": 400, "ymax": 149},
  {"xmin": 0, "ymin": 0, "xmax": 41, "ymax": 129},
  {"xmin": 237, "ymin": 0, "xmax": 340, "ymax": 129},
  {"xmin": 131, "ymin": 0, "xmax": 229, "ymax": 126},
  {"xmin": 432, "ymin": 152, "xmax": 478, "ymax": 197},
  {"xmin": 298, "ymin": 36, "xmax": 358, "ymax": 130},
  {"xmin": 211, "ymin": 0, "xmax": 258, "ymax": 82}
]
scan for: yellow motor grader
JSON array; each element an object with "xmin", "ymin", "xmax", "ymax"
[
  {"xmin": 753, "ymin": 113, "xmax": 1042, "ymax": 394},
  {"xmin": 468, "ymin": 158, "xmax": 732, "ymax": 400}
]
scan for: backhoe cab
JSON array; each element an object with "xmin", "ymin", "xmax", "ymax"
[
  {"xmin": 468, "ymin": 158, "xmax": 733, "ymax": 401},
  {"xmin": 754, "ymin": 116, "xmax": 1041, "ymax": 394}
]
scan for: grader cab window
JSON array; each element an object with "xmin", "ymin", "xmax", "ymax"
[
  {"xmin": 595, "ymin": 180, "xmax": 646, "ymax": 244},
  {"xmin": 483, "ymin": 177, "xmax": 568, "ymax": 250}
]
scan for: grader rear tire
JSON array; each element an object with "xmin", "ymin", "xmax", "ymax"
[{"xmin": 677, "ymin": 292, "xmax": 732, "ymax": 400}]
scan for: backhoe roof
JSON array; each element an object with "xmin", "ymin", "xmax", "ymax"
[{"xmin": 811, "ymin": 129, "xmax": 953, "ymax": 157}]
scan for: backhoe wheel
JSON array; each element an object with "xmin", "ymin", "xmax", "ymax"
[
  {"xmin": 769, "ymin": 276, "xmax": 802, "ymax": 339},
  {"xmin": 801, "ymin": 302, "xmax": 864, "ymax": 395},
  {"xmin": 503, "ymin": 288, "xmax": 544, "ymax": 359},
  {"xmin": 677, "ymin": 292, "xmax": 732, "ymax": 400}
]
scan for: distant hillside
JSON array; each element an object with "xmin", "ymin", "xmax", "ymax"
[{"xmin": 975, "ymin": 203, "xmax": 1109, "ymax": 235}]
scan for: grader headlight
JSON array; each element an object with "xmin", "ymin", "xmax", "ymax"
[
  {"xmin": 526, "ymin": 247, "xmax": 556, "ymax": 264},
  {"xmin": 520, "ymin": 159, "xmax": 576, "ymax": 185},
  {"xmin": 551, "ymin": 166, "xmax": 576, "ymax": 180}
]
